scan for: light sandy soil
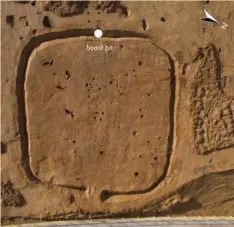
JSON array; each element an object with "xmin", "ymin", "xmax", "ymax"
[{"xmin": 1, "ymin": 1, "xmax": 234, "ymax": 225}]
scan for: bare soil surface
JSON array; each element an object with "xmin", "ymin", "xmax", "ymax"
[
  {"xmin": 26, "ymin": 37, "xmax": 171, "ymax": 193},
  {"xmin": 1, "ymin": 0, "xmax": 234, "ymax": 225}
]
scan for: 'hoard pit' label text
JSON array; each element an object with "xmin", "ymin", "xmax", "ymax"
[{"xmin": 86, "ymin": 44, "xmax": 113, "ymax": 52}]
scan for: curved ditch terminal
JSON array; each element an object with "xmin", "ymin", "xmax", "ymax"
[{"xmin": 16, "ymin": 29, "xmax": 175, "ymax": 198}]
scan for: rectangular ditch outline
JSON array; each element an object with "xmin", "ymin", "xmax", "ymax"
[{"xmin": 15, "ymin": 29, "xmax": 175, "ymax": 202}]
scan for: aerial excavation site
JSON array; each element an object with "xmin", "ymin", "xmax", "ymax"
[{"xmin": 1, "ymin": 0, "xmax": 234, "ymax": 225}]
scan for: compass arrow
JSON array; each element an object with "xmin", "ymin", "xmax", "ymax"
[{"xmin": 202, "ymin": 9, "xmax": 219, "ymax": 23}]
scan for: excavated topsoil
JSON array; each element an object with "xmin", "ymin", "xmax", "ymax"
[{"xmin": 1, "ymin": 0, "xmax": 234, "ymax": 225}]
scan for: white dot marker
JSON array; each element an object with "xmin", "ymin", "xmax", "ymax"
[{"xmin": 94, "ymin": 29, "xmax": 103, "ymax": 38}]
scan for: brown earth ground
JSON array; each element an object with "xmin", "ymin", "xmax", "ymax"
[{"xmin": 1, "ymin": 0, "xmax": 234, "ymax": 225}]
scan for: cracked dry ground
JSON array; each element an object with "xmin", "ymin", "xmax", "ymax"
[{"xmin": 1, "ymin": 0, "xmax": 234, "ymax": 225}]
